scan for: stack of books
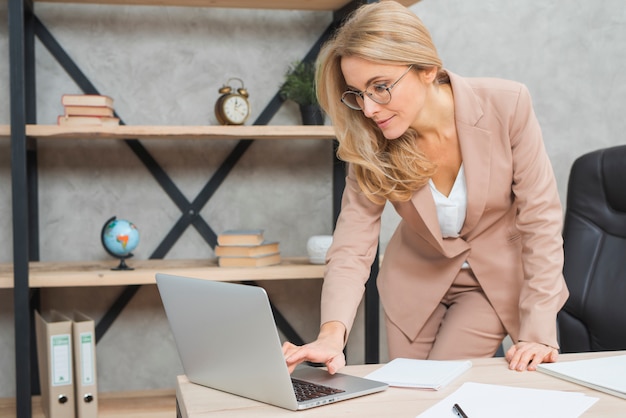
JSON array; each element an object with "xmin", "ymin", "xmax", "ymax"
[
  {"xmin": 216, "ymin": 229, "xmax": 281, "ymax": 267},
  {"xmin": 57, "ymin": 94, "xmax": 120, "ymax": 126}
]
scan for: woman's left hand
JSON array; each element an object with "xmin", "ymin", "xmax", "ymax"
[{"xmin": 505, "ymin": 341, "xmax": 558, "ymax": 371}]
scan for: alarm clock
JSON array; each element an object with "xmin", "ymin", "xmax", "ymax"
[{"xmin": 214, "ymin": 77, "xmax": 250, "ymax": 125}]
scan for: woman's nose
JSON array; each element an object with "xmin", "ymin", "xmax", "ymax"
[{"xmin": 361, "ymin": 96, "xmax": 381, "ymax": 118}]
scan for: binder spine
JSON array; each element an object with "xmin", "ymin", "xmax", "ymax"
[{"xmin": 73, "ymin": 312, "xmax": 99, "ymax": 418}]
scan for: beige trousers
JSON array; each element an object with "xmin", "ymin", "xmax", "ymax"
[{"xmin": 385, "ymin": 268, "xmax": 507, "ymax": 360}]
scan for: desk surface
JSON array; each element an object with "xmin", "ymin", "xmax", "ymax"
[{"xmin": 176, "ymin": 351, "xmax": 625, "ymax": 417}]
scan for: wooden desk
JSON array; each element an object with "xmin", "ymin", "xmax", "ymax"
[{"xmin": 175, "ymin": 351, "xmax": 626, "ymax": 417}]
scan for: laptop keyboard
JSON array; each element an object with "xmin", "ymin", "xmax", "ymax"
[{"xmin": 291, "ymin": 378, "xmax": 345, "ymax": 402}]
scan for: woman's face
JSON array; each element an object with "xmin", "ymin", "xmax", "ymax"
[{"xmin": 340, "ymin": 56, "xmax": 434, "ymax": 140}]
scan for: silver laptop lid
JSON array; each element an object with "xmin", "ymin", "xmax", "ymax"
[{"xmin": 156, "ymin": 274, "xmax": 299, "ymax": 410}]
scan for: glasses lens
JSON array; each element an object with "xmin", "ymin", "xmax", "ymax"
[
  {"xmin": 341, "ymin": 91, "xmax": 363, "ymax": 110},
  {"xmin": 366, "ymin": 85, "xmax": 392, "ymax": 105}
]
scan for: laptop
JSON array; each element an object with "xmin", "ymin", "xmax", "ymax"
[{"xmin": 156, "ymin": 273, "xmax": 388, "ymax": 411}]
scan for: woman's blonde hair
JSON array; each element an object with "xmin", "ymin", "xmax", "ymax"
[{"xmin": 316, "ymin": 0, "xmax": 448, "ymax": 204}]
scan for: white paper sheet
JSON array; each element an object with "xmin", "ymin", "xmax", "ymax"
[
  {"xmin": 365, "ymin": 358, "xmax": 472, "ymax": 389},
  {"xmin": 416, "ymin": 382, "xmax": 598, "ymax": 418}
]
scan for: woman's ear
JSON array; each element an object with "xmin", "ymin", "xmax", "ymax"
[{"xmin": 420, "ymin": 66, "xmax": 438, "ymax": 84}]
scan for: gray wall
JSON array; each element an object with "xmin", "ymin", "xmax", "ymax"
[{"xmin": 1, "ymin": 0, "xmax": 625, "ymax": 397}]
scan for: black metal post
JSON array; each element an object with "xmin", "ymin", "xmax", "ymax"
[
  {"xmin": 365, "ymin": 252, "xmax": 380, "ymax": 363},
  {"xmin": 9, "ymin": 0, "xmax": 34, "ymax": 415}
]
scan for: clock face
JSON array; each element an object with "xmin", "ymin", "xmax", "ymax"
[{"xmin": 222, "ymin": 94, "xmax": 250, "ymax": 125}]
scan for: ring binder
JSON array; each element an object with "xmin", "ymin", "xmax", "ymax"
[{"xmin": 35, "ymin": 310, "xmax": 76, "ymax": 418}]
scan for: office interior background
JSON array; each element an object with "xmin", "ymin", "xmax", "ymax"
[{"xmin": 1, "ymin": 0, "xmax": 625, "ymax": 398}]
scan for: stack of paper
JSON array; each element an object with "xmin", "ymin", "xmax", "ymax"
[
  {"xmin": 537, "ymin": 354, "xmax": 626, "ymax": 399},
  {"xmin": 416, "ymin": 382, "xmax": 598, "ymax": 418},
  {"xmin": 365, "ymin": 358, "xmax": 472, "ymax": 390}
]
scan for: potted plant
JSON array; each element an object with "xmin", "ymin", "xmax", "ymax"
[{"xmin": 279, "ymin": 60, "xmax": 325, "ymax": 125}]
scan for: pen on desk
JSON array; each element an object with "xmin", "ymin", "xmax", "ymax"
[{"xmin": 452, "ymin": 403, "xmax": 469, "ymax": 418}]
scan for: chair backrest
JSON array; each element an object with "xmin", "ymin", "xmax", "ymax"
[{"xmin": 558, "ymin": 144, "xmax": 626, "ymax": 353}]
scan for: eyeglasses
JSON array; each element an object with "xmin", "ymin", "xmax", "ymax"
[{"xmin": 341, "ymin": 65, "xmax": 414, "ymax": 111}]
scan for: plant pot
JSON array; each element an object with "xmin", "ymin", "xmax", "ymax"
[{"xmin": 299, "ymin": 104, "xmax": 325, "ymax": 125}]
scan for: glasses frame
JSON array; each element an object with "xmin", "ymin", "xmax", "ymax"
[{"xmin": 341, "ymin": 65, "xmax": 414, "ymax": 111}]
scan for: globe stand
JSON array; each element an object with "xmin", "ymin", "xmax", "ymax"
[{"xmin": 112, "ymin": 255, "xmax": 134, "ymax": 271}]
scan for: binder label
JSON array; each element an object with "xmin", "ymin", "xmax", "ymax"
[
  {"xmin": 51, "ymin": 334, "xmax": 72, "ymax": 386},
  {"xmin": 80, "ymin": 332, "xmax": 96, "ymax": 385}
]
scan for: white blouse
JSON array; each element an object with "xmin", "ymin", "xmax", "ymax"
[
  {"xmin": 429, "ymin": 164, "xmax": 467, "ymax": 238},
  {"xmin": 429, "ymin": 164, "xmax": 470, "ymax": 269}
]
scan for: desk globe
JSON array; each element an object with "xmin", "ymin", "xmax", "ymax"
[{"xmin": 101, "ymin": 216, "xmax": 139, "ymax": 270}]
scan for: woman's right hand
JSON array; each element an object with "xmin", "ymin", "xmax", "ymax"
[{"xmin": 282, "ymin": 321, "xmax": 347, "ymax": 374}]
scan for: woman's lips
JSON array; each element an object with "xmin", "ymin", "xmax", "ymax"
[{"xmin": 375, "ymin": 116, "xmax": 393, "ymax": 129}]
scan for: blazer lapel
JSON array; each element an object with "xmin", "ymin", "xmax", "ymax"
[
  {"xmin": 459, "ymin": 123, "xmax": 492, "ymax": 235},
  {"xmin": 447, "ymin": 71, "xmax": 493, "ymax": 236},
  {"xmin": 406, "ymin": 183, "xmax": 471, "ymax": 258},
  {"xmin": 409, "ymin": 185, "xmax": 444, "ymax": 251}
]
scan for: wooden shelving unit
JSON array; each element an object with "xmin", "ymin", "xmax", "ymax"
[{"xmin": 7, "ymin": 1, "xmax": 421, "ymax": 416}]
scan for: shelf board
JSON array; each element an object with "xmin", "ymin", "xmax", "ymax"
[
  {"xmin": 0, "ymin": 388, "xmax": 176, "ymax": 418},
  {"xmin": 34, "ymin": 0, "xmax": 421, "ymax": 11},
  {"xmin": 0, "ymin": 257, "xmax": 324, "ymax": 288},
  {"xmin": 0, "ymin": 124, "xmax": 336, "ymax": 140}
]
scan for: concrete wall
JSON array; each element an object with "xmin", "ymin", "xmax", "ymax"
[{"xmin": 1, "ymin": 0, "xmax": 625, "ymax": 397}]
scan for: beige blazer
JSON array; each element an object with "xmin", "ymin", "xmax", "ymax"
[{"xmin": 321, "ymin": 71, "xmax": 569, "ymax": 349}]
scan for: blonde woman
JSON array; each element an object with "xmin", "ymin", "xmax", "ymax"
[{"xmin": 283, "ymin": 0, "xmax": 568, "ymax": 373}]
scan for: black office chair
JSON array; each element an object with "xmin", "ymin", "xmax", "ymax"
[{"xmin": 557, "ymin": 144, "xmax": 626, "ymax": 353}]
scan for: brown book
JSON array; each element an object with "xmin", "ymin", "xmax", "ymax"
[
  {"xmin": 215, "ymin": 241, "xmax": 279, "ymax": 257},
  {"xmin": 218, "ymin": 252, "xmax": 281, "ymax": 268},
  {"xmin": 57, "ymin": 115, "xmax": 120, "ymax": 127},
  {"xmin": 217, "ymin": 229, "xmax": 264, "ymax": 246},
  {"xmin": 64, "ymin": 105, "xmax": 114, "ymax": 117},
  {"xmin": 61, "ymin": 94, "xmax": 114, "ymax": 108}
]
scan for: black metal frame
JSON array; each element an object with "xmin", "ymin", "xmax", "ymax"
[
  {"xmin": 9, "ymin": 0, "xmax": 36, "ymax": 416},
  {"xmin": 9, "ymin": 2, "xmax": 381, "ymax": 417}
]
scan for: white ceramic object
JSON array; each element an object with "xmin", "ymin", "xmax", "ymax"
[{"xmin": 306, "ymin": 235, "xmax": 333, "ymax": 265}]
